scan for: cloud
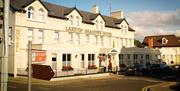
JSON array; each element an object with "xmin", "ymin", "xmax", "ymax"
[{"xmin": 126, "ymin": 9, "xmax": 180, "ymax": 41}]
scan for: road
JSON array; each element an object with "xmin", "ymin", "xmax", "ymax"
[{"xmin": 6, "ymin": 75, "xmax": 160, "ymax": 91}]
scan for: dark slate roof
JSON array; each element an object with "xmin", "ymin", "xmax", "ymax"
[
  {"xmin": 10, "ymin": 0, "xmax": 134, "ymax": 31},
  {"xmin": 128, "ymin": 27, "xmax": 135, "ymax": 32},
  {"xmin": 143, "ymin": 34, "xmax": 180, "ymax": 47}
]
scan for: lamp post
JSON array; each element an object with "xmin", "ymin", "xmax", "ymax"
[{"xmin": 1, "ymin": 0, "xmax": 9, "ymax": 91}]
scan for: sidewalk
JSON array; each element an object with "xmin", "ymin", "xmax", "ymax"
[{"xmin": 142, "ymin": 82, "xmax": 179, "ymax": 91}]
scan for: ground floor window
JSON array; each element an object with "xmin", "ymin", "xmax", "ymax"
[
  {"xmin": 119, "ymin": 54, "xmax": 124, "ymax": 64},
  {"xmin": 62, "ymin": 54, "xmax": 73, "ymax": 71},
  {"xmin": 88, "ymin": 54, "xmax": 97, "ymax": 69}
]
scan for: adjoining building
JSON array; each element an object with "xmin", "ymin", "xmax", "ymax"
[
  {"xmin": 0, "ymin": 0, "xmax": 136, "ymax": 77},
  {"xmin": 143, "ymin": 34, "xmax": 180, "ymax": 65},
  {"xmin": 119, "ymin": 47, "xmax": 160, "ymax": 67}
]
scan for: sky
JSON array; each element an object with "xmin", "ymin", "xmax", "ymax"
[{"xmin": 45, "ymin": 0, "xmax": 180, "ymax": 41}]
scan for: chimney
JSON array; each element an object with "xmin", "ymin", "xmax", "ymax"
[
  {"xmin": 92, "ymin": 5, "xmax": 99, "ymax": 14},
  {"xmin": 110, "ymin": 10, "xmax": 124, "ymax": 19}
]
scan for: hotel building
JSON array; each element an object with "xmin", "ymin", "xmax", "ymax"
[{"xmin": 0, "ymin": 0, "xmax": 135, "ymax": 77}]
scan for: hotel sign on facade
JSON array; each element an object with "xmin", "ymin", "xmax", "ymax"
[{"xmin": 66, "ymin": 27, "xmax": 112, "ymax": 37}]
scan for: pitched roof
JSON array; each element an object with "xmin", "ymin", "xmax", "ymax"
[
  {"xmin": 10, "ymin": 0, "xmax": 134, "ymax": 30},
  {"xmin": 143, "ymin": 34, "xmax": 180, "ymax": 47}
]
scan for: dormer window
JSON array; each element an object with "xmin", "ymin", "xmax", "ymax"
[
  {"xmin": 39, "ymin": 8, "xmax": 45, "ymax": 21},
  {"xmin": 162, "ymin": 37, "xmax": 168, "ymax": 44},
  {"xmin": 76, "ymin": 16, "xmax": 80, "ymax": 27},
  {"xmin": 69, "ymin": 15, "xmax": 74, "ymax": 26},
  {"xmin": 100, "ymin": 21, "xmax": 103, "ymax": 30},
  {"xmin": 28, "ymin": 7, "xmax": 34, "ymax": 19},
  {"xmin": 96, "ymin": 20, "xmax": 99, "ymax": 30}
]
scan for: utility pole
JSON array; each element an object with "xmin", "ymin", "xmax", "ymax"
[
  {"xmin": 1, "ymin": 0, "xmax": 9, "ymax": 91},
  {"xmin": 28, "ymin": 41, "xmax": 32, "ymax": 91}
]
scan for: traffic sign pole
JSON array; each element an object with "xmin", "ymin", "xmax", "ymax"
[{"xmin": 28, "ymin": 41, "xmax": 32, "ymax": 91}]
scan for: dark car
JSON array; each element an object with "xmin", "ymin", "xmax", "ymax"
[
  {"xmin": 125, "ymin": 64, "xmax": 150, "ymax": 76},
  {"xmin": 150, "ymin": 64, "xmax": 169, "ymax": 73},
  {"xmin": 125, "ymin": 66, "xmax": 135, "ymax": 76}
]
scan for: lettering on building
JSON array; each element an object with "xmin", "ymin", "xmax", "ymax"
[{"xmin": 66, "ymin": 27, "xmax": 112, "ymax": 37}]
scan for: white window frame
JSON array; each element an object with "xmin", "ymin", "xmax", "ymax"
[
  {"xmin": 69, "ymin": 15, "xmax": 74, "ymax": 26},
  {"xmin": 76, "ymin": 33, "xmax": 80, "ymax": 45},
  {"xmin": 39, "ymin": 8, "xmax": 45, "ymax": 21},
  {"xmin": 100, "ymin": 36, "xmax": 103, "ymax": 46},
  {"xmin": 95, "ymin": 36, "xmax": 98, "ymax": 45},
  {"xmin": 69, "ymin": 33, "xmax": 73, "ymax": 43},
  {"xmin": 86, "ymin": 35, "xmax": 90, "ymax": 44},
  {"xmin": 62, "ymin": 54, "xmax": 72, "ymax": 66},
  {"xmin": 28, "ymin": 28, "xmax": 33, "ymax": 41},
  {"xmin": 27, "ymin": 7, "xmax": 34, "ymax": 20},
  {"xmin": 38, "ymin": 30, "xmax": 44, "ymax": 44},
  {"xmin": 54, "ymin": 31, "xmax": 59, "ymax": 43}
]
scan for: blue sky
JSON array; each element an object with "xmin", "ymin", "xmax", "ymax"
[{"xmin": 45, "ymin": 0, "xmax": 180, "ymax": 40}]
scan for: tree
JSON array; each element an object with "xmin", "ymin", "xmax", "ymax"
[{"xmin": 134, "ymin": 39, "xmax": 142, "ymax": 47}]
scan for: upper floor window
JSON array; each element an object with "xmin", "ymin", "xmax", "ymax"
[
  {"xmin": 96, "ymin": 20, "xmax": 99, "ymax": 30},
  {"xmin": 100, "ymin": 36, "xmax": 103, "ymax": 46},
  {"xmin": 54, "ymin": 31, "xmax": 59, "ymax": 43},
  {"xmin": 69, "ymin": 15, "xmax": 74, "ymax": 26},
  {"xmin": 162, "ymin": 37, "xmax": 168, "ymax": 44},
  {"xmin": 39, "ymin": 8, "xmax": 45, "ymax": 21},
  {"xmin": 28, "ymin": 29, "xmax": 33, "ymax": 41},
  {"xmin": 100, "ymin": 21, "xmax": 103, "ymax": 30},
  {"xmin": 76, "ymin": 33, "xmax": 80, "ymax": 45},
  {"xmin": 28, "ymin": 7, "xmax": 34, "ymax": 19},
  {"xmin": 86, "ymin": 35, "xmax": 90, "ymax": 43},
  {"xmin": 76, "ymin": 16, "xmax": 80, "ymax": 27},
  {"xmin": 69, "ymin": 33, "xmax": 73, "ymax": 43},
  {"xmin": 38, "ymin": 30, "xmax": 44, "ymax": 44}
]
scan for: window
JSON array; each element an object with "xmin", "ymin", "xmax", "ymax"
[
  {"xmin": 28, "ymin": 29, "xmax": 33, "ymax": 41},
  {"xmin": 54, "ymin": 31, "xmax": 59, "ymax": 43},
  {"xmin": 76, "ymin": 33, "xmax": 80, "ymax": 45},
  {"xmin": 52, "ymin": 53, "xmax": 57, "ymax": 61},
  {"xmin": 62, "ymin": 54, "xmax": 71, "ymax": 66},
  {"xmin": 95, "ymin": 36, "xmax": 98, "ymax": 45},
  {"xmin": 76, "ymin": 16, "xmax": 80, "ymax": 27},
  {"xmin": 127, "ymin": 54, "xmax": 131, "ymax": 60},
  {"xmin": 69, "ymin": 15, "xmax": 74, "ymax": 26},
  {"xmin": 100, "ymin": 36, "xmax": 103, "ymax": 46},
  {"xmin": 100, "ymin": 21, "xmax": 103, "ymax": 30},
  {"xmin": 162, "ymin": 37, "xmax": 168, "ymax": 44},
  {"xmin": 39, "ymin": 8, "xmax": 45, "ymax": 21},
  {"xmin": 88, "ymin": 54, "xmax": 95, "ymax": 66},
  {"xmin": 95, "ymin": 20, "xmax": 99, "ymax": 30},
  {"xmin": 69, "ymin": 33, "xmax": 73, "ymax": 43},
  {"xmin": 81, "ymin": 54, "xmax": 84, "ymax": 61},
  {"xmin": 141, "ymin": 54, "xmax": 143, "ymax": 59},
  {"xmin": 38, "ymin": 30, "xmax": 43, "ymax": 44},
  {"xmin": 28, "ymin": 7, "xmax": 34, "ymax": 19},
  {"xmin": 86, "ymin": 35, "xmax": 90, "ymax": 43},
  {"xmin": 119, "ymin": 54, "xmax": 124, "ymax": 64}
]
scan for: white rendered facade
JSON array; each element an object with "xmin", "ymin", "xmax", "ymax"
[{"xmin": 0, "ymin": 0, "xmax": 135, "ymax": 77}]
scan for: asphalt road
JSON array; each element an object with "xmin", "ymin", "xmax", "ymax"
[{"xmin": 7, "ymin": 76, "xmax": 160, "ymax": 91}]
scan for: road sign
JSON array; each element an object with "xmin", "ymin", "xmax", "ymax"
[{"xmin": 32, "ymin": 64, "xmax": 55, "ymax": 80}]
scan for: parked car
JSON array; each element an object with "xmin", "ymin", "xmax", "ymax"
[
  {"xmin": 125, "ymin": 64, "xmax": 150, "ymax": 76},
  {"xmin": 125, "ymin": 66, "xmax": 135, "ymax": 76},
  {"xmin": 150, "ymin": 64, "xmax": 169, "ymax": 73}
]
